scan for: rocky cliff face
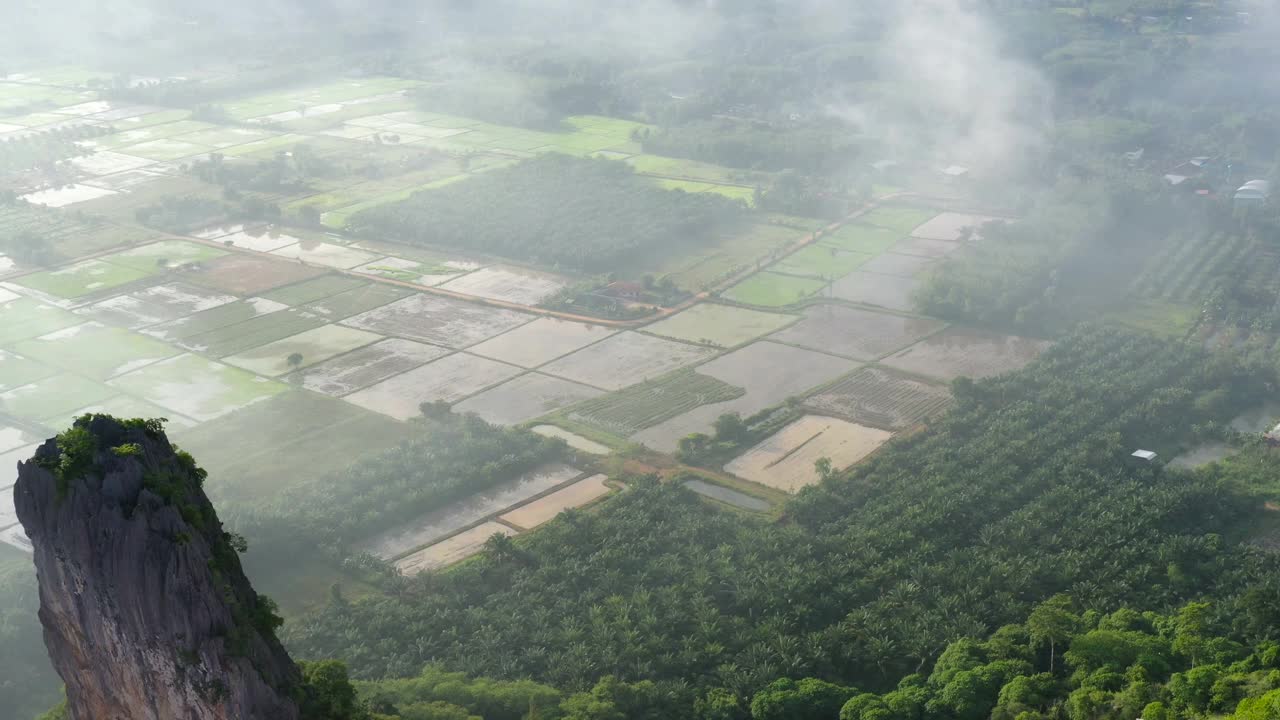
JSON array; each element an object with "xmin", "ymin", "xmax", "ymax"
[{"xmin": 14, "ymin": 415, "xmax": 302, "ymax": 720}]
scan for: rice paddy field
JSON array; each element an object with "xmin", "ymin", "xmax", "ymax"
[
  {"xmin": 768, "ymin": 305, "xmax": 944, "ymax": 360},
  {"xmin": 540, "ymin": 331, "xmax": 717, "ymax": 391},
  {"xmin": 642, "ymin": 303, "xmax": 796, "ymax": 348},
  {"xmin": 0, "ymin": 65, "xmax": 1034, "ymax": 570}
]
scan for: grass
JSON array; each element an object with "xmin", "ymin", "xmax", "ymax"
[
  {"xmin": 1106, "ymin": 299, "xmax": 1200, "ymax": 338},
  {"xmin": 819, "ymin": 222, "xmax": 902, "ymax": 254},
  {"xmin": 561, "ymin": 369, "xmax": 745, "ymax": 436},
  {"xmin": 769, "ymin": 245, "xmax": 874, "ymax": 279},
  {"xmin": 721, "ymin": 271, "xmax": 828, "ymax": 307}
]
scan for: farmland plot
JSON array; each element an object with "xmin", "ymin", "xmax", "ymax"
[
  {"xmin": 288, "ymin": 338, "xmax": 449, "ymax": 396},
  {"xmin": 104, "ymin": 240, "xmax": 228, "ymax": 272},
  {"xmin": 395, "ymin": 522, "xmax": 517, "ymax": 576},
  {"xmin": 861, "ymin": 252, "xmax": 937, "ymax": 278},
  {"xmin": 13, "ymin": 258, "xmax": 154, "ymax": 300},
  {"xmin": 14, "ymin": 322, "xmax": 179, "ymax": 380},
  {"xmin": 499, "ymin": 474, "xmax": 612, "ymax": 529},
  {"xmin": 360, "ymin": 463, "xmax": 582, "ymax": 560},
  {"xmin": 0, "ymin": 298, "xmax": 85, "ymax": 344},
  {"xmin": 47, "ymin": 395, "xmax": 197, "ymax": 433},
  {"xmin": 0, "ymin": 422, "xmax": 43, "ymax": 453},
  {"xmin": 75, "ymin": 283, "xmax": 236, "ymax": 329},
  {"xmin": 175, "ymin": 308, "xmax": 327, "ymax": 357},
  {"xmin": 769, "ymin": 305, "xmax": 943, "ymax": 360},
  {"xmin": 340, "ymin": 293, "xmax": 533, "ymax": 349},
  {"xmin": 769, "ymin": 245, "xmax": 873, "ymax": 279},
  {"xmin": 909, "ymin": 212, "xmax": 1006, "ymax": 241},
  {"xmin": 206, "ymin": 228, "xmax": 304, "ymax": 252},
  {"xmin": 819, "ymin": 223, "xmax": 901, "ymax": 254},
  {"xmin": 0, "ymin": 350, "xmax": 56, "ymax": 392},
  {"xmin": 69, "ymin": 151, "xmax": 155, "ymax": 175},
  {"xmin": 260, "ymin": 275, "xmax": 368, "ymax": 306},
  {"xmin": 142, "ymin": 298, "xmax": 289, "ymax": 343},
  {"xmin": 643, "ymin": 303, "xmax": 795, "ymax": 348},
  {"xmin": 886, "ymin": 236, "xmax": 962, "ymax": 259},
  {"xmin": 182, "ymin": 254, "xmax": 325, "ymax": 295},
  {"xmin": 722, "ymin": 272, "xmax": 827, "ymax": 307},
  {"xmin": 1, "ymin": 373, "xmax": 116, "ymax": 424},
  {"xmin": 302, "ymin": 283, "xmax": 412, "ymax": 320},
  {"xmin": 530, "ymin": 425, "xmax": 611, "ymax": 455},
  {"xmin": 223, "ymin": 324, "xmax": 382, "ymax": 376},
  {"xmin": 630, "ymin": 341, "xmax": 858, "ymax": 451},
  {"xmin": 345, "ymin": 353, "xmax": 522, "ymax": 420},
  {"xmin": 352, "ymin": 257, "xmax": 466, "ymax": 286},
  {"xmin": 468, "ymin": 317, "xmax": 615, "ymax": 368},
  {"xmin": 108, "ymin": 353, "xmax": 286, "ymax": 421},
  {"xmin": 438, "ymin": 266, "xmax": 567, "ymax": 306},
  {"xmin": 860, "ymin": 206, "xmax": 938, "ymax": 235},
  {"xmin": 683, "ymin": 479, "xmax": 771, "ymax": 512},
  {"xmin": 540, "ymin": 331, "xmax": 716, "ymax": 391},
  {"xmin": 882, "ymin": 327, "xmax": 1051, "ymax": 381},
  {"xmin": 453, "ymin": 373, "xmax": 603, "ymax": 426},
  {"xmin": 804, "ymin": 366, "xmax": 953, "ymax": 429},
  {"xmin": 20, "ymin": 184, "xmax": 118, "ymax": 208},
  {"xmin": 0, "ymin": 444, "xmax": 37, "ymax": 489},
  {"xmin": 829, "ymin": 271, "xmax": 921, "ymax": 312},
  {"xmin": 269, "ymin": 241, "xmax": 381, "ymax": 270},
  {"xmin": 564, "ymin": 370, "xmax": 744, "ymax": 436},
  {"xmin": 725, "ymin": 414, "xmax": 892, "ymax": 492}
]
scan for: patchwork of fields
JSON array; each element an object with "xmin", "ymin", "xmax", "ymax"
[{"xmin": 0, "ymin": 67, "xmax": 1044, "ymax": 567}]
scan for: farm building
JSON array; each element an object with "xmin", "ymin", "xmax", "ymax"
[
  {"xmin": 1131, "ymin": 449, "xmax": 1157, "ymax": 462},
  {"xmin": 600, "ymin": 281, "xmax": 646, "ymax": 300},
  {"xmin": 1235, "ymin": 179, "xmax": 1271, "ymax": 208}
]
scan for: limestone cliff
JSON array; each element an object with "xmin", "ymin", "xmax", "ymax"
[{"xmin": 14, "ymin": 415, "xmax": 302, "ymax": 720}]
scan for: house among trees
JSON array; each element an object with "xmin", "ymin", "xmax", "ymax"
[
  {"xmin": 600, "ymin": 280, "xmax": 645, "ymax": 300},
  {"xmin": 1131, "ymin": 449, "xmax": 1158, "ymax": 462}
]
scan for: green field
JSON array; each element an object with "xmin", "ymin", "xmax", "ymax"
[
  {"xmin": 0, "ymin": 350, "xmax": 57, "ymax": 391},
  {"xmin": 819, "ymin": 222, "xmax": 902, "ymax": 254},
  {"xmin": 721, "ymin": 271, "xmax": 828, "ymax": 307},
  {"xmin": 261, "ymin": 274, "xmax": 368, "ymax": 306},
  {"xmin": 177, "ymin": 389, "xmax": 414, "ymax": 499},
  {"xmin": 0, "ymin": 299, "xmax": 84, "ymax": 344},
  {"xmin": 0, "ymin": 373, "xmax": 116, "ymax": 423},
  {"xmin": 561, "ymin": 369, "xmax": 745, "ymax": 436},
  {"xmin": 769, "ymin": 245, "xmax": 874, "ymax": 279},
  {"xmin": 14, "ymin": 324, "xmax": 179, "ymax": 380},
  {"xmin": 102, "ymin": 240, "xmax": 228, "ymax": 272},
  {"xmin": 13, "ymin": 259, "xmax": 154, "ymax": 299},
  {"xmin": 860, "ymin": 205, "xmax": 938, "ymax": 235},
  {"xmin": 644, "ymin": 303, "xmax": 796, "ymax": 348},
  {"xmin": 107, "ymin": 353, "xmax": 287, "ymax": 422},
  {"xmin": 178, "ymin": 308, "xmax": 328, "ymax": 357},
  {"xmin": 653, "ymin": 222, "xmax": 801, "ymax": 292}
]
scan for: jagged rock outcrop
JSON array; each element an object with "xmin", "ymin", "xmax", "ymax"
[{"xmin": 14, "ymin": 415, "xmax": 302, "ymax": 720}]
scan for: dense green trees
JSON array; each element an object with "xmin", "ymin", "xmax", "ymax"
[
  {"xmin": 288, "ymin": 327, "xmax": 1280, "ymax": 711},
  {"xmin": 347, "ymin": 154, "xmax": 746, "ymax": 273},
  {"xmin": 234, "ymin": 414, "xmax": 565, "ymax": 563}
]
